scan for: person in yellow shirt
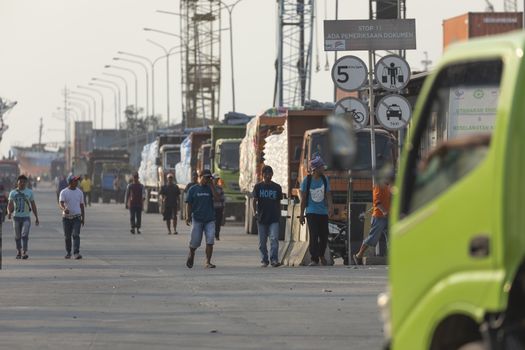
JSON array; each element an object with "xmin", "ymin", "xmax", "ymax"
[{"xmin": 79, "ymin": 174, "xmax": 92, "ymax": 207}]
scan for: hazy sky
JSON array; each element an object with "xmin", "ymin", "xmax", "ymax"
[{"xmin": 0, "ymin": 0, "xmax": 514, "ymax": 157}]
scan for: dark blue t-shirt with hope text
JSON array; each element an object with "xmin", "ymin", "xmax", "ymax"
[{"xmin": 253, "ymin": 181, "xmax": 283, "ymax": 224}]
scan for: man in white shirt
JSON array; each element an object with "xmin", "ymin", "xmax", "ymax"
[{"xmin": 59, "ymin": 175, "xmax": 85, "ymax": 259}]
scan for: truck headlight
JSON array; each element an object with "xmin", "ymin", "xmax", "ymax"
[{"xmin": 377, "ymin": 291, "xmax": 391, "ymax": 340}]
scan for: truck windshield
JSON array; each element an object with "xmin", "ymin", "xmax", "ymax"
[
  {"xmin": 164, "ymin": 151, "xmax": 180, "ymax": 170},
  {"xmin": 351, "ymin": 133, "xmax": 395, "ymax": 171},
  {"xmin": 219, "ymin": 142, "xmax": 240, "ymax": 171},
  {"xmin": 310, "ymin": 133, "xmax": 330, "ymax": 169}
]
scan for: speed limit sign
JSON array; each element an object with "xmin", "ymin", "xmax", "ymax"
[{"xmin": 331, "ymin": 55, "xmax": 368, "ymax": 92}]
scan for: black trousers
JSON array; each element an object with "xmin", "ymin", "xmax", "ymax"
[
  {"xmin": 215, "ymin": 208, "xmax": 224, "ymax": 238},
  {"xmin": 306, "ymin": 213, "xmax": 329, "ymax": 263}
]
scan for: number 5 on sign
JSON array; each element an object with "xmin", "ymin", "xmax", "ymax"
[{"xmin": 331, "ymin": 55, "xmax": 368, "ymax": 92}]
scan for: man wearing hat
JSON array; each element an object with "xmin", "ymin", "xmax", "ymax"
[
  {"xmin": 124, "ymin": 172, "xmax": 146, "ymax": 234},
  {"xmin": 160, "ymin": 173, "xmax": 181, "ymax": 235},
  {"xmin": 59, "ymin": 174, "xmax": 85, "ymax": 259},
  {"xmin": 185, "ymin": 169, "xmax": 220, "ymax": 268},
  {"xmin": 299, "ymin": 156, "xmax": 333, "ymax": 266}
]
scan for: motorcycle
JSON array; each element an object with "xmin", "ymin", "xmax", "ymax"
[{"xmin": 328, "ymin": 220, "xmax": 349, "ymax": 265}]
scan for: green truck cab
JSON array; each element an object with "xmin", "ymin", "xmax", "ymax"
[{"xmin": 382, "ymin": 32, "xmax": 525, "ymax": 349}]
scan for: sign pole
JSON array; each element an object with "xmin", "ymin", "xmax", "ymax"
[{"xmin": 368, "ymin": 49, "xmax": 377, "ymax": 187}]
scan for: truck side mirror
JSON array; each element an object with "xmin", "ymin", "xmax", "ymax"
[
  {"xmin": 293, "ymin": 146, "xmax": 302, "ymax": 161},
  {"xmin": 326, "ymin": 114, "xmax": 356, "ymax": 171},
  {"xmin": 155, "ymin": 157, "xmax": 161, "ymax": 166}
]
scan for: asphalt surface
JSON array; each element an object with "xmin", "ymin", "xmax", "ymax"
[{"xmin": 0, "ymin": 183, "xmax": 388, "ymax": 350}]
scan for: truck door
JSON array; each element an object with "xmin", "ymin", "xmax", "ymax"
[{"xmin": 391, "ymin": 59, "xmax": 503, "ymax": 328}]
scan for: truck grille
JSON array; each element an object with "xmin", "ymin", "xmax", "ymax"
[{"xmin": 228, "ymin": 182, "xmax": 240, "ymax": 191}]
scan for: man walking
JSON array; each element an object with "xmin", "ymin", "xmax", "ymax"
[
  {"xmin": 160, "ymin": 173, "xmax": 180, "ymax": 235},
  {"xmin": 125, "ymin": 172, "xmax": 146, "ymax": 234},
  {"xmin": 79, "ymin": 174, "xmax": 92, "ymax": 206},
  {"xmin": 59, "ymin": 175, "xmax": 85, "ymax": 259},
  {"xmin": 253, "ymin": 166, "xmax": 282, "ymax": 267},
  {"xmin": 183, "ymin": 171, "xmax": 198, "ymax": 220},
  {"xmin": 212, "ymin": 174, "xmax": 225, "ymax": 240},
  {"xmin": 299, "ymin": 156, "xmax": 333, "ymax": 266},
  {"xmin": 353, "ymin": 180, "xmax": 392, "ymax": 265},
  {"xmin": 7, "ymin": 175, "xmax": 39, "ymax": 259},
  {"xmin": 185, "ymin": 169, "xmax": 219, "ymax": 269}
]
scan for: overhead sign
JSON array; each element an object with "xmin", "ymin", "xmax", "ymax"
[
  {"xmin": 324, "ymin": 19, "xmax": 416, "ymax": 51},
  {"xmin": 334, "ymin": 97, "xmax": 369, "ymax": 130},
  {"xmin": 375, "ymin": 55, "xmax": 411, "ymax": 91},
  {"xmin": 331, "ymin": 55, "xmax": 368, "ymax": 92},
  {"xmin": 376, "ymin": 94, "xmax": 412, "ymax": 130}
]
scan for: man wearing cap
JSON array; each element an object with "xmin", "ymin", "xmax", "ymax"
[
  {"xmin": 252, "ymin": 165, "xmax": 283, "ymax": 267},
  {"xmin": 185, "ymin": 169, "xmax": 220, "ymax": 268},
  {"xmin": 212, "ymin": 173, "xmax": 225, "ymax": 240},
  {"xmin": 59, "ymin": 175, "xmax": 85, "ymax": 259},
  {"xmin": 299, "ymin": 156, "xmax": 333, "ymax": 266},
  {"xmin": 160, "ymin": 173, "xmax": 181, "ymax": 235},
  {"xmin": 7, "ymin": 175, "xmax": 40, "ymax": 259}
]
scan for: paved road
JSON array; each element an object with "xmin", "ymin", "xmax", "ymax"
[{"xmin": 0, "ymin": 184, "xmax": 387, "ymax": 350}]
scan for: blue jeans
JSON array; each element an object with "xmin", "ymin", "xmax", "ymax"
[
  {"xmin": 13, "ymin": 217, "xmax": 31, "ymax": 252},
  {"xmin": 129, "ymin": 207, "xmax": 142, "ymax": 229},
  {"xmin": 257, "ymin": 222, "xmax": 279, "ymax": 264},
  {"xmin": 363, "ymin": 216, "xmax": 388, "ymax": 247},
  {"xmin": 189, "ymin": 220, "xmax": 215, "ymax": 249},
  {"xmin": 63, "ymin": 217, "xmax": 82, "ymax": 254}
]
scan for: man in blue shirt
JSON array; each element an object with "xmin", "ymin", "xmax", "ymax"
[
  {"xmin": 253, "ymin": 165, "xmax": 283, "ymax": 267},
  {"xmin": 7, "ymin": 175, "xmax": 40, "ymax": 259},
  {"xmin": 299, "ymin": 156, "xmax": 333, "ymax": 266},
  {"xmin": 185, "ymin": 169, "xmax": 220, "ymax": 269}
]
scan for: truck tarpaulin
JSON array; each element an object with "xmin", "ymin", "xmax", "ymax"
[{"xmin": 138, "ymin": 140, "xmax": 158, "ymax": 188}]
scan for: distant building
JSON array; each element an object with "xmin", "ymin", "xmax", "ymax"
[{"xmin": 443, "ymin": 12, "xmax": 523, "ymax": 49}]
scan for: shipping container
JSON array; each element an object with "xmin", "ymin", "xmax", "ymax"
[{"xmin": 443, "ymin": 12, "xmax": 523, "ymax": 49}]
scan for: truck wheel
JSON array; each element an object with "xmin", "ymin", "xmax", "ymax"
[{"xmin": 457, "ymin": 342, "xmax": 486, "ymax": 350}]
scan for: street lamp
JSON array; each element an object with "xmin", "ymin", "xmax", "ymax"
[
  {"xmin": 89, "ymin": 82, "xmax": 118, "ymax": 130},
  {"xmin": 77, "ymin": 86, "xmax": 105, "ymax": 128},
  {"xmin": 68, "ymin": 96, "xmax": 92, "ymax": 122},
  {"xmin": 70, "ymin": 91, "xmax": 97, "ymax": 128},
  {"xmin": 113, "ymin": 57, "xmax": 150, "ymax": 117},
  {"xmin": 68, "ymin": 100, "xmax": 89, "ymax": 121},
  {"xmin": 218, "ymin": 0, "xmax": 246, "ymax": 112},
  {"xmin": 92, "ymin": 78, "xmax": 122, "ymax": 128},
  {"xmin": 102, "ymin": 72, "xmax": 129, "ymax": 110},
  {"xmin": 117, "ymin": 51, "xmax": 155, "ymax": 117},
  {"xmin": 105, "ymin": 65, "xmax": 138, "ymax": 116}
]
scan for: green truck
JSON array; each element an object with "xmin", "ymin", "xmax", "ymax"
[
  {"xmin": 380, "ymin": 32, "xmax": 525, "ymax": 349},
  {"xmin": 208, "ymin": 125, "xmax": 246, "ymax": 221}
]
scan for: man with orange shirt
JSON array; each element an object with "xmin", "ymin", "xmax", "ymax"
[{"xmin": 353, "ymin": 181, "xmax": 392, "ymax": 265}]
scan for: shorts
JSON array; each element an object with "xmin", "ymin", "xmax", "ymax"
[
  {"xmin": 189, "ymin": 220, "xmax": 215, "ymax": 248},
  {"xmin": 163, "ymin": 205, "xmax": 177, "ymax": 221}
]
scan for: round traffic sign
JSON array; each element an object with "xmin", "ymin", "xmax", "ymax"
[
  {"xmin": 375, "ymin": 94, "xmax": 412, "ymax": 130},
  {"xmin": 375, "ymin": 55, "xmax": 411, "ymax": 91},
  {"xmin": 331, "ymin": 55, "xmax": 368, "ymax": 92},
  {"xmin": 334, "ymin": 97, "xmax": 369, "ymax": 130}
]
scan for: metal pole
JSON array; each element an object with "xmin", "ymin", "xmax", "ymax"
[
  {"xmin": 71, "ymin": 92, "xmax": 97, "ymax": 128},
  {"xmin": 78, "ymin": 86, "xmax": 105, "ymax": 129},
  {"xmin": 94, "ymin": 78, "xmax": 122, "ymax": 129},
  {"xmin": 90, "ymin": 83, "xmax": 118, "ymax": 130},
  {"xmin": 69, "ymin": 96, "xmax": 92, "ymax": 122},
  {"xmin": 368, "ymin": 4, "xmax": 377, "ymax": 187},
  {"xmin": 114, "ymin": 58, "xmax": 149, "ymax": 117},
  {"xmin": 333, "ymin": 0, "xmax": 339, "ymax": 102}
]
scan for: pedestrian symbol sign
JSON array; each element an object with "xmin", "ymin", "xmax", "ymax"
[
  {"xmin": 375, "ymin": 95, "xmax": 412, "ymax": 130},
  {"xmin": 334, "ymin": 97, "xmax": 369, "ymax": 130},
  {"xmin": 375, "ymin": 55, "xmax": 410, "ymax": 91}
]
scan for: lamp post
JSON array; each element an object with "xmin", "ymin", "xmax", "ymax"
[
  {"xmin": 77, "ymin": 86, "xmax": 105, "ymax": 128},
  {"xmin": 70, "ymin": 91, "xmax": 97, "ymax": 128},
  {"xmin": 113, "ymin": 57, "xmax": 149, "ymax": 117},
  {"xmin": 89, "ymin": 82, "xmax": 118, "ymax": 131},
  {"xmin": 117, "ymin": 51, "xmax": 156, "ymax": 117},
  {"xmin": 68, "ymin": 96, "xmax": 92, "ymax": 122},
  {"xmin": 92, "ymin": 78, "xmax": 122, "ymax": 129},
  {"xmin": 102, "ymin": 72, "xmax": 129, "ymax": 110},
  {"xmin": 105, "ymin": 65, "xmax": 138, "ymax": 116},
  {"xmin": 218, "ymin": 0, "xmax": 246, "ymax": 112},
  {"xmin": 68, "ymin": 100, "xmax": 88, "ymax": 121}
]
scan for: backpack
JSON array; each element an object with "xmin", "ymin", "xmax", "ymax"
[{"xmin": 304, "ymin": 174, "xmax": 327, "ymax": 208}]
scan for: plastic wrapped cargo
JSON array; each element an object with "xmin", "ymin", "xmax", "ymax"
[
  {"xmin": 138, "ymin": 140, "xmax": 158, "ymax": 188},
  {"xmin": 174, "ymin": 135, "xmax": 192, "ymax": 186},
  {"xmin": 263, "ymin": 121, "xmax": 288, "ymax": 195},
  {"xmin": 238, "ymin": 117, "xmax": 259, "ymax": 193}
]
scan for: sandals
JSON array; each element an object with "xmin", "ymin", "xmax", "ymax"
[
  {"xmin": 186, "ymin": 254, "xmax": 194, "ymax": 268},
  {"xmin": 205, "ymin": 262, "xmax": 216, "ymax": 268}
]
